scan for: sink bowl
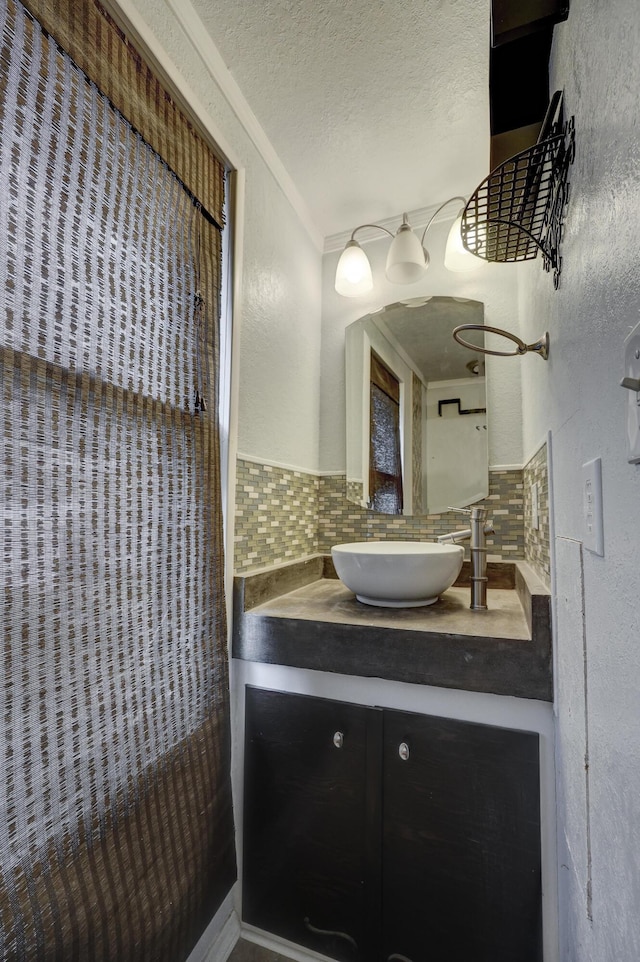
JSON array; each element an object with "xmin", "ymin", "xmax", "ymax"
[{"xmin": 331, "ymin": 541, "xmax": 464, "ymax": 608}]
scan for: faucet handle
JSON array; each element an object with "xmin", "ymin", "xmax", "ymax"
[{"xmin": 447, "ymin": 506, "xmax": 472, "ymax": 515}]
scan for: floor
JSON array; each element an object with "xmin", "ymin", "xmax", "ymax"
[{"xmin": 227, "ymin": 939, "xmax": 293, "ymax": 962}]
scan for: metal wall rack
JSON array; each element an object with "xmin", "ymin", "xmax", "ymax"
[{"xmin": 461, "ymin": 90, "xmax": 575, "ymax": 288}]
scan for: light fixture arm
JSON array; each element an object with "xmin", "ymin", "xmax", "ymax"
[
  {"xmin": 420, "ymin": 195, "xmax": 467, "ymax": 246},
  {"xmin": 349, "ymin": 223, "xmax": 395, "ymax": 242}
]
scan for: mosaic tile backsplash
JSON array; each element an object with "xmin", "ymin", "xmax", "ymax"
[
  {"xmin": 523, "ymin": 443, "xmax": 550, "ymax": 585},
  {"xmin": 234, "ymin": 456, "xmax": 550, "ymax": 575},
  {"xmin": 234, "ymin": 458, "xmax": 319, "ymax": 569},
  {"xmin": 317, "ymin": 469, "xmax": 524, "ymax": 560}
]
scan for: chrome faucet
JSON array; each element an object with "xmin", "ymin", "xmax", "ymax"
[{"xmin": 437, "ymin": 506, "xmax": 495, "ymax": 610}]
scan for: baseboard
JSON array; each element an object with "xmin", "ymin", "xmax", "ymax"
[
  {"xmin": 187, "ymin": 888, "xmax": 241, "ymax": 962},
  {"xmin": 240, "ymin": 923, "xmax": 335, "ymax": 962}
]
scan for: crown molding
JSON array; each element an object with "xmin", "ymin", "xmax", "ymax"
[{"xmin": 147, "ymin": 0, "xmax": 324, "ymax": 252}]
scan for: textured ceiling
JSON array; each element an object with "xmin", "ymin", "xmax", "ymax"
[{"xmin": 190, "ymin": 0, "xmax": 491, "ymax": 240}]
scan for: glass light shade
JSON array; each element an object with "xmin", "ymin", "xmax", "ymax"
[
  {"xmin": 385, "ymin": 224, "xmax": 427, "ymax": 284},
  {"xmin": 444, "ymin": 212, "xmax": 486, "ymax": 272},
  {"xmin": 335, "ymin": 240, "xmax": 374, "ymax": 296}
]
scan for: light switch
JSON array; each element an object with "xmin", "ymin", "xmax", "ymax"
[
  {"xmin": 622, "ymin": 321, "xmax": 640, "ymax": 463},
  {"xmin": 582, "ymin": 458, "xmax": 604, "ymax": 556}
]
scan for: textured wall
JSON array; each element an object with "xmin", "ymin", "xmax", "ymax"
[
  {"xmin": 518, "ymin": 2, "xmax": 640, "ymax": 958},
  {"xmin": 234, "ymin": 187, "xmax": 322, "ymax": 470},
  {"xmin": 124, "ymin": 0, "xmax": 323, "ymax": 476}
]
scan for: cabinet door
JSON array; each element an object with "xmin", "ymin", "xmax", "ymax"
[
  {"xmin": 382, "ymin": 710, "xmax": 542, "ymax": 962},
  {"xmin": 243, "ymin": 687, "xmax": 381, "ymax": 961}
]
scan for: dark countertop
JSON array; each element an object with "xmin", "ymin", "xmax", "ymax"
[{"xmin": 232, "ymin": 556, "xmax": 552, "ymax": 701}]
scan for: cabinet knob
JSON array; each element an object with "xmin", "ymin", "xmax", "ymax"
[
  {"xmin": 398, "ymin": 742, "xmax": 410, "ymax": 761},
  {"xmin": 333, "ymin": 731, "xmax": 344, "ymax": 749}
]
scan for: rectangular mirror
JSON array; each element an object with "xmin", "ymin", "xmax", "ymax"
[{"xmin": 345, "ymin": 297, "xmax": 488, "ymax": 516}]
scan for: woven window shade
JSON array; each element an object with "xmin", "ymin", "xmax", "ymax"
[
  {"xmin": 21, "ymin": 0, "xmax": 226, "ymax": 229},
  {"xmin": 0, "ymin": 1, "xmax": 235, "ymax": 959}
]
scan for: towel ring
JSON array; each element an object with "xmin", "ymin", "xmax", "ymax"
[{"xmin": 453, "ymin": 324, "xmax": 549, "ymax": 361}]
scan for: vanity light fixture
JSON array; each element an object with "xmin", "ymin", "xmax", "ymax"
[{"xmin": 334, "ymin": 196, "xmax": 486, "ymax": 297}]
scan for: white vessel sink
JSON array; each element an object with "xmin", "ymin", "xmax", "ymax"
[{"xmin": 331, "ymin": 541, "xmax": 464, "ymax": 608}]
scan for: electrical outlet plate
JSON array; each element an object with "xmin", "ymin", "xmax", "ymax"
[{"xmin": 582, "ymin": 458, "xmax": 604, "ymax": 556}]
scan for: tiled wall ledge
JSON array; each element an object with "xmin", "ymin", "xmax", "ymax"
[
  {"xmin": 233, "ymin": 554, "xmax": 517, "ymax": 617},
  {"xmin": 234, "ymin": 456, "xmax": 548, "ymax": 577}
]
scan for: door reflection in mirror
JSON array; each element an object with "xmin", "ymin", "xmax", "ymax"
[{"xmin": 369, "ymin": 352, "xmax": 403, "ymax": 513}]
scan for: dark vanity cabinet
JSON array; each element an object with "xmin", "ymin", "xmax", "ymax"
[
  {"xmin": 381, "ymin": 710, "xmax": 542, "ymax": 962},
  {"xmin": 242, "ymin": 689, "xmax": 373, "ymax": 960},
  {"xmin": 243, "ymin": 687, "xmax": 543, "ymax": 962}
]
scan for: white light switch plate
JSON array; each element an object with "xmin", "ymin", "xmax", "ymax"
[
  {"xmin": 582, "ymin": 458, "xmax": 604, "ymax": 556},
  {"xmin": 623, "ymin": 321, "xmax": 640, "ymax": 463}
]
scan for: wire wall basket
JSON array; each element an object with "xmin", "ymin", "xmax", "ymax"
[{"xmin": 462, "ymin": 90, "xmax": 575, "ymax": 288}]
